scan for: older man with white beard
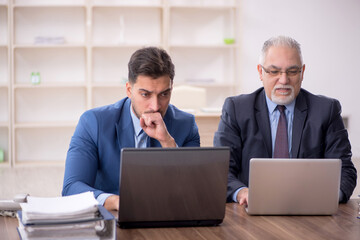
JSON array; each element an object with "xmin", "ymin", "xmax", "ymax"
[{"xmin": 214, "ymin": 36, "xmax": 357, "ymax": 206}]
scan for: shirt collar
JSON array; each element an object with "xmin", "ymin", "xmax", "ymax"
[
  {"xmin": 129, "ymin": 104, "xmax": 143, "ymax": 136},
  {"xmin": 264, "ymin": 92, "xmax": 296, "ymax": 114}
]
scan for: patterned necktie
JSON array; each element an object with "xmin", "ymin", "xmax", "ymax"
[{"xmin": 274, "ymin": 105, "xmax": 289, "ymax": 158}]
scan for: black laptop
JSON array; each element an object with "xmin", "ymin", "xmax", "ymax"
[{"xmin": 118, "ymin": 147, "xmax": 230, "ymax": 228}]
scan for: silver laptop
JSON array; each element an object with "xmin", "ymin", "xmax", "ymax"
[
  {"xmin": 118, "ymin": 147, "xmax": 230, "ymax": 228},
  {"xmin": 246, "ymin": 158, "xmax": 341, "ymax": 215}
]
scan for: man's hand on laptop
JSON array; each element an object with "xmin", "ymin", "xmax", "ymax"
[
  {"xmin": 104, "ymin": 195, "xmax": 119, "ymax": 211},
  {"xmin": 140, "ymin": 112, "xmax": 176, "ymax": 148},
  {"xmin": 236, "ymin": 188, "xmax": 249, "ymax": 207}
]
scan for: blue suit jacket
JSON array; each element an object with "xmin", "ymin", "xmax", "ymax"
[
  {"xmin": 62, "ymin": 97, "xmax": 200, "ymax": 198},
  {"xmin": 214, "ymin": 88, "xmax": 357, "ymax": 203}
]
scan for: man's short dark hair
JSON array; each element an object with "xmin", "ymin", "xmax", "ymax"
[{"xmin": 128, "ymin": 47, "xmax": 175, "ymax": 85}]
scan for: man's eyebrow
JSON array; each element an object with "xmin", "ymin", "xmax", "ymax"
[
  {"xmin": 267, "ymin": 65, "xmax": 281, "ymax": 70},
  {"xmin": 160, "ymin": 88, "xmax": 172, "ymax": 94},
  {"xmin": 286, "ymin": 65, "xmax": 301, "ymax": 69},
  {"xmin": 137, "ymin": 88, "xmax": 172, "ymax": 94},
  {"xmin": 268, "ymin": 65, "xmax": 300, "ymax": 70},
  {"xmin": 138, "ymin": 88, "xmax": 152, "ymax": 93}
]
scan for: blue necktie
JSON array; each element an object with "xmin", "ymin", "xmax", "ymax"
[
  {"xmin": 274, "ymin": 105, "xmax": 289, "ymax": 158},
  {"xmin": 136, "ymin": 130, "xmax": 148, "ymax": 148}
]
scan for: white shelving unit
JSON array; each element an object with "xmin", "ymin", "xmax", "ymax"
[
  {"xmin": 11, "ymin": 1, "xmax": 87, "ymax": 165},
  {"xmin": 0, "ymin": 1, "xmax": 10, "ymax": 167},
  {"xmin": 4, "ymin": 0, "xmax": 240, "ymax": 165},
  {"xmin": 168, "ymin": 2, "xmax": 238, "ymax": 107}
]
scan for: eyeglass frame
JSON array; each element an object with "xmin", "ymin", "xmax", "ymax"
[{"xmin": 260, "ymin": 64, "xmax": 303, "ymax": 77}]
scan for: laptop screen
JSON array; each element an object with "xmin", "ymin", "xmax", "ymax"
[{"xmin": 118, "ymin": 147, "xmax": 230, "ymax": 228}]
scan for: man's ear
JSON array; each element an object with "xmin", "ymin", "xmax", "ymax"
[
  {"xmin": 301, "ymin": 64, "xmax": 306, "ymax": 81},
  {"xmin": 257, "ymin": 64, "xmax": 263, "ymax": 81},
  {"xmin": 126, "ymin": 82, "xmax": 132, "ymax": 98}
]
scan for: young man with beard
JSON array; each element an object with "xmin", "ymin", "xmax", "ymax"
[
  {"xmin": 62, "ymin": 47, "xmax": 200, "ymax": 211},
  {"xmin": 214, "ymin": 36, "xmax": 357, "ymax": 206}
]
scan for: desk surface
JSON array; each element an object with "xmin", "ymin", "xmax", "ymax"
[{"xmin": 2, "ymin": 200, "xmax": 359, "ymax": 240}]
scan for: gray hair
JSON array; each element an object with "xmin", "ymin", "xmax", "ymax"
[{"xmin": 259, "ymin": 36, "xmax": 303, "ymax": 65}]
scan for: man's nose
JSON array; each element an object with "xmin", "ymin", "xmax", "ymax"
[
  {"xmin": 149, "ymin": 97, "xmax": 160, "ymax": 112},
  {"xmin": 278, "ymin": 72, "xmax": 290, "ymax": 85}
]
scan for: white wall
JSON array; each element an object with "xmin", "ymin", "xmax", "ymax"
[{"xmin": 239, "ymin": 0, "xmax": 360, "ymax": 156}]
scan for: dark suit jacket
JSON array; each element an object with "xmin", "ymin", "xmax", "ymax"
[
  {"xmin": 214, "ymin": 88, "xmax": 357, "ymax": 203},
  {"xmin": 62, "ymin": 97, "xmax": 200, "ymax": 198}
]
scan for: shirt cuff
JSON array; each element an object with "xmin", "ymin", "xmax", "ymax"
[
  {"xmin": 96, "ymin": 193, "xmax": 114, "ymax": 206},
  {"xmin": 232, "ymin": 187, "xmax": 246, "ymax": 202}
]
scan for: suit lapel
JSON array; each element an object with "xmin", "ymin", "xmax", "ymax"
[
  {"xmin": 291, "ymin": 90, "xmax": 307, "ymax": 157},
  {"xmin": 255, "ymin": 91, "xmax": 272, "ymax": 157},
  {"xmin": 115, "ymin": 98, "xmax": 135, "ymax": 149}
]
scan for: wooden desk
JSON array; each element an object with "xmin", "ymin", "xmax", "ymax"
[{"xmin": 2, "ymin": 200, "xmax": 359, "ymax": 240}]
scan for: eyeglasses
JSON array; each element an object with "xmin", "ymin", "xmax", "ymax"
[{"xmin": 260, "ymin": 65, "xmax": 302, "ymax": 77}]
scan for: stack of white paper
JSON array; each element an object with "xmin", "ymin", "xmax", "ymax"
[
  {"xmin": 17, "ymin": 192, "xmax": 116, "ymax": 240},
  {"xmin": 17, "ymin": 221, "xmax": 100, "ymax": 240},
  {"xmin": 20, "ymin": 192, "xmax": 99, "ymax": 224}
]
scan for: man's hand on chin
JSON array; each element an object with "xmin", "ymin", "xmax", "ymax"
[
  {"xmin": 104, "ymin": 195, "xmax": 119, "ymax": 211},
  {"xmin": 140, "ymin": 112, "xmax": 176, "ymax": 148}
]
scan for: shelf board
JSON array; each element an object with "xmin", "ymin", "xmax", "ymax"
[
  {"xmin": 92, "ymin": 44, "xmax": 151, "ymax": 49},
  {"xmin": 174, "ymin": 108, "xmax": 221, "ymax": 117},
  {"xmin": 92, "ymin": 82, "xmax": 127, "ymax": 87},
  {"xmin": 0, "ymin": 162, "xmax": 11, "ymax": 168},
  {"xmin": 169, "ymin": 44, "xmax": 237, "ymax": 49},
  {"xmin": 13, "ymin": 160, "xmax": 65, "ymax": 167},
  {"xmin": 194, "ymin": 112, "xmax": 221, "ymax": 117},
  {"xmin": 14, "ymin": 83, "xmax": 86, "ymax": 89},
  {"xmin": 0, "ymin": 83, "xmax": 9, "ymax": 88},
  {"xmin": 169, "ymin": 5, "xmax": 236, "ymax": 10},
  {"xmin": 91, "ymin": 82, "xmax": 234, "ymax": 88},
  {"xmin": 14, "ymin": 122, "xmax": 77, "ymax": 129},
  {"xmin": 0, "ymin": 122, "xmax": 9, "ymax": 127},
  {"xmin": 92, "ymin": 4, "xmax": 162, "ymax": 9},
  {"xmin": 13, "ymin": 44, "xmax": 86, "ymax": 49},
  {"xmin": 176, "ymin": 83, "xmax": 236, "ymax": 88},
  {"xmin": 13, "ymin": 4, "xmax": 86, "ymax": 8}
]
